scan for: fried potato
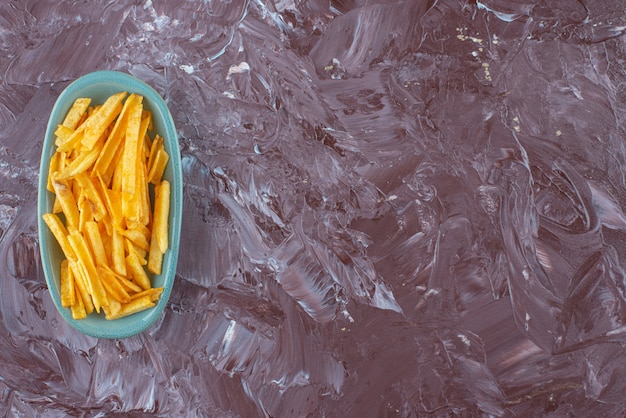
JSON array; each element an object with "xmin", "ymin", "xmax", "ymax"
[
  {"xmin": 60, "ymin": 259, "xmax": 75, "ymax": 307},
  {"xmin": 75, "ymin": 172, "xmax": 107, "ymax": 221},
  {"xmin": 69, "ymin": 259, "xmax": 94, "ymax": 315},
  {"xmin": 92, "ymin": 93, "xmax": 139, "ymax": 180},
  {"xmin": 147, "ymin": 227, "xmax": 163, "ymax": 275},
  {"xmin": 104, "ymin": 295, "xmax": 155, "ymax": 320},
  {"xmin": 67, "ymin": 230, "xmax": 109, "ymax": 313},
  {"xmin": 81, "ymin": 92, "xmax": 126, "ymax": 151},
  {"xmin": 71, "ymin": 285, "xmax": 87, "ymax": 320},
  {"xmin": 62, "ymin": 97, "xmax": 91, "ymax": 130},
  {"xmin": 121, "ymin": 97, "xmax": 143, "ymax": 219},
  {"xmin": 98, "ymin": 266, "xmax": 131, "ymax": 304},
  {"xmin": 153, "ymin": 180, "xmax": 170, "ymax": 253},
  {"xmin": 51, "ymin": 179, "xmax": 80, "ymax": 231},
  {"xmin": 111, "ymin": 227, "xmax": 127, "ymax": 276},
  {"xmin": 147, "ymin": 143, "xmax": 169, "ymax": 185},
  {"xmin": 126, "ymin": 252, "xmax": 151, "ymax": 291},
  {"xmin": 43, "ymin": 93, "xmax": 171, "ymax": 321},
  {"xmin": 42, "ymin": 213, "xmax": 76, "ymax": 261},
  {"xmin": 84, "ymin": 221, "xmax": 108, "ymax": 267}
]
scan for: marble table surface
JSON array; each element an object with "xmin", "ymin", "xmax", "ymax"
[{"xmin": 2, "ymin": 0, "xmax": 626, "ymax": 416}]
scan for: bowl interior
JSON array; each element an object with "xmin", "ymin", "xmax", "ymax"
[{"xmin": 38, "ymin": 71, "xmax": 182, "ymax": 339}]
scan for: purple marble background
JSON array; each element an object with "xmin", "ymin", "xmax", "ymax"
[{"xmin": 2, "ymin": 0, "xmax": 626, "ymax": 415}]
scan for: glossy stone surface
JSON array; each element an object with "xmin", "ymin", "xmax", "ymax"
[{"xmin": 2, "ymin": 0, "xmax": 626, "ymax": 415}]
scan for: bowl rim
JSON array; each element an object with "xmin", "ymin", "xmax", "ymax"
[{"xmin": 37, "ymin": 70, "xmax": 182, "ymax": 339}]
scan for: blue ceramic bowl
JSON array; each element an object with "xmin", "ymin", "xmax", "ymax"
[{"xmin": 38, "ymin": 71, "xmax": 182, "ymax": 339}]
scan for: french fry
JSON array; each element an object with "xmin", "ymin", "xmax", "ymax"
[
  {"xmin": 130, "ymin": 287, "xmax": 163, "ymax": 302},
  {"xmin": 147, "ymin": 134, "xmax": 161, "ymax": 176},
  {"xmin": 52, "ymin": 196, "xmax": 63, "ymax": 214},
  {"xmin": 71, "ymin": 285, "xmax": 87, "ymax": 320},
  {"xmin": 123, "ymin": 227, "xmax": 150, "ymax": 252},
  {"xmin": 104, "ymin": 295, "xmax": 155, "ymax": 320},
  {"xmin": 51, "ymin": 179, "xmax": 80, "ymax": 231},
  {"xmin": 69, "ymin": 260, "xmax": 94, "ymax": 315},
  {"xmin": 127, "ymin": 221, "xmax": 151, "ymax": 242},
  {"xmin": 99, "ymin": 182, "xmax": 124, "ymax": 230},
  {"xmin": 55, "ymin": 141, "xmax": 103, "ymax": 180},
  {"xmin": 153, "ymin": 180, "xmax": 170, "ymax": 253},
  {"xmin": 84, "ymin": 221, "xmax": 108, "ymax": 267},
  {"xmin": 56, "ymin": 126, "xmax": 88, "ymax": 153},
  {"xmin": 121, "ymin": 97, "xmax": 143, "ymax": 219},
  {"xmin": 111, "ymin": 228, "xmax": 127, "ymax": 276},
  {"xmin": 74, "ymin": 172, "xmax": 107, "ymax": 221},
  {"xmin": 43, "ymin": 91, "xmax": 170, "ymax": 321},
  {"xmin": 125, "ymin": 238, "xmax": 148, "ymax": 264},
  {"xmin": 126, "ymin": 252, "xmax": 151, "ymax": 290},
  {"xmin": 98, "ymin": 266, "xmax": 131, "ymax": 303},
  {"xmin": 60, "ymin": 259, "xmax": 75, "ymax": 307},
  {"xmin": 115, "ymin": 271, "xmax": 143, "ymax": 293},
  {"xmin": 92, "ymin": 93, "xmax": 139, "ymax": 179},
  {"xmin": 135, "ymin": 124, "xmax": 150, "ymax": 225},
  {"xmin": 55, "ymin": 125, "xmax": 75, "ymax": 144},
  {"xmin": 67, "ymin": 230, "xmax": 108, "ymax": 313},
  {"xmin": 77, "ymin": 196, "xmax": 93, "ymax": 233},
  {"xmin": 42, "ymin": 213, "xmax": 76, "ymax": 261},
  {"xmin": 81, "ymin": 92, "xmax": 126, "ymax": 151},
  {"xmin": 141, "ymin": 165, "xmax": 152, "ymax": 226},
  {"xmin": 147, "ymin": 146, "xmax": 169, "ymax": 184},
  {"xmin": 47, "ymin": 151, "xmax": 62, "ymax": 192},
  {"xmin": 102, "ymin": 297, "xmax": 121, "ymax": 319},
  {"xmin": 147, "ymin": 229, "xmax": 163, "ymax": 275},
  {"xmin": 62, "ymin": 97, "xmax": 91, "ymax": 130}
]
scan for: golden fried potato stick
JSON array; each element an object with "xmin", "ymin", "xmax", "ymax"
[
  {"xmin": 135, "ymin": 117, "xmax": 151, "ymax": 225},
  {"xmin": 74, "ymin": 172, "xmax": 107, "ymax": 221},
  {"xmin": 140, "ymin": 164, "xmax": 152, "ymax": 226},
  {"xmin": 103, "ymin": 295, "xmax": 155, "ymax": 320},
  {"xmin": 147, "ymin": 146, "xmax": 169, "ymax": 185},
  {"xmin": 123, "ymin": 227, "xmax": 150, "ymax": 252},
  {"xmin": 47, "ymin": 152, "xmax": 63, "ymax": 193},
  {"xmin": 52, "ymin": 196, "xmax": 63, "ymax": 214},
  {"xmin": 97, "ymin": 266, "xmax": 131, "ymax": 304},
  {"xmin": 126, "ymin": 252, "xmax": 151, "ymax": 290},
  {"xmin": 153, "ymin": 180, "xmax": 170, "ymax": 253},
  {"xmin": 67, "ymin": 231, "xmax": 109, "ymax": 313},
  {"xmin": 127, "ymin": 220, "xmax": 151, "ymax": 242},
  {"xmin": 62, "ymin": 97, "xmax": 91, "ymax": 130},
  {"xmin": 102, "ymin": 298, "xmax": 122, "ymax": 319},
  {"xmin": 51, "ymin": 179, "xmax": 80, "ymax": 231},
  {"xmin": 146, "ymin": 134, "xmax": 160, "ymax": 175},
  {"xmin": 121, "ymin": 96, "xmax": 143, "ymax": 219},
  {"xmin": 42, "ymin": 213, "xmax": 76, "ymax": 261},
  {"xmin": 81, "ymin": 92, "xmax": 126, "ymax": 151},
  {"xmin": 55, "ymin": 141, "xmax": 103, "ymax": 180},
  {"xmin": 97, "ymin": 177, "xmax": 124, "ymax": 230},
  {"xmin": 54, "ymin": 125, "xmax": 75, "ymax": 144},
  {"xmin": 111, "ymin": 227, "xmax": 127, "ymax": 276},
  {"xmin": 68, "ymin": 260, "xmax": 94, "ymax": 315},
  {"xmin": 125, "ymin": 240, "xmax": 147, "ymax": 265},
  {"xmin": 130, "ymin": 287, "xmax": 163, "ymax": 302},
  {"xmin": 84, "ymin": 221, "xmax": 108, "ymax": 267},
  {"xmin": 77, "ymin": 196, "xmax": 93, "ymax": 233},
  {"xmin": 114, "ymin": 271, "xmax": 143, "ymax": 293},
  {"xmin": 56, "ymin": 125, "xmax": 84, "ymax": 152},
  {"xmin": 60, "ymin": 259, "xmax": 75, "ymax": 308},
  {"xmin": 92, "ymin": 93, "xmax": 140, "ymax": 180},
  {"xmin": 147, "ymin": 231, "xmax": 163, "ymax": 275},
  {"xmin": 70, "ymin": 285, "xmax": 87, "ymax": 320}
]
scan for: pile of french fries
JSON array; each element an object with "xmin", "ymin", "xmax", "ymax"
[{"xmin": 43, "ymin": 92, "xmax": 171, "ymax": 320}]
